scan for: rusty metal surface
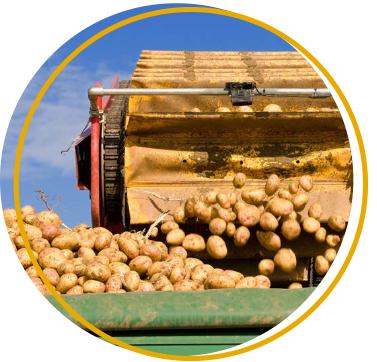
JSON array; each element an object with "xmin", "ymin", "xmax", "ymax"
[{"xmin": 124, "ymin": 51, "xmax": 352, "ymax": 225}]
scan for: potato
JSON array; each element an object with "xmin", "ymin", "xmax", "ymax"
[
  {"xmin": 150, "ymin": 273, "xmax": 171, "ymax": 291},
  {"xmin": 211, "ymin": 268, "xmax": 225, "ymax": 276},
  {"xmin": 168, "ymin": 266, "xmax": 188, "ymax": 284},
  {"xmin": 168, "ymin": 246, "xmax": 188, "ymax": 260},
  {"xmin": 185, "ymin": 258, "xmax": 203, "ymax": 271},
  {"xmin": 161, "ymin": 221, "xmax": 179, "ymax": 234},
  {"xmin": 194, "ymin": 201, "xmax": 211, "ymax": 222},
  {"xmin": 77, "ymin": 246, "xmax": 96, "ymax": 262},
  {"xmin": 37, "ymin": 285, "xmax": 52, "ymax": 295},
  {"xmin": 274, "ymin": 248, "xmax": 297, "ymax": 273},
  {"xmin": 94, "ymin": 233, "xmax": 112, "ymax": 251},
  {"xmin": 260, "ymin": 212, "xmax": 279, "ymax": 231},
  {"xmin": 256, "ymin": 231, "xmax": 281, "ymax": 251},
  {"xmin": 328, "ymin": 214, "xmax": 346, "ymax": 232},
  {"xmin": 8, "ymin": 227, "xmax": 19, "ymax": 241},
  {"xmin": 42, "ymin": 225, "xmax": 61, "ymax": 241},
  {"xmin": 166, "ymin": 254, "xmax": 185, "ymax": 269},
  {"xmin": 173, "ymin": 207, "xmax": 186, "ymax": 223},
  {"xmin": 203, "ymin": 190, "xmax": 217, "ymax": 205},
  {"xmin": 147, "ymin": 261, "xmax": 171, "ymax": 278},
  {"xmin": 315, "ymin": 227, "xmax": 327, "ymax": 243},
  {"xmin": 235, "ymin": 276, "xmax": 256, "ymax": 289},
  {"xmin": 43, "ymin": 268, "xmax": 60, "ymax": 286},
  {"xmin": 38, "ymin": 247, "xmax": 66, "ymax": 269},
  {"xmin": 233, "ymin": 226, "xmax": 250, "ymax": 247},
  {"xmin": 277, "ymin": 189, "xmax": 292, "ymax": 201},
  {"xmin": 223, "ymin": 223, "xmax": 235, "ymax": 238},
  {"xmin": 105, "ymin": 275, "xmax": 123, "ymax": 292},
  {"xmin": 182, "ymin": 234, "xmax": 206, "ymax": 252},
  {"xmin": 326, "ymin": 234, "xmax": 341, "ymax": 247},
  {"xmin": 109, "ymin": 262, "xmax": 130, "ymax": 277},
  {"xmin": 206, "ymin": 235, "xmax": 227, "ymax": 259},
  {"xmin": 122, "ymin": 270, "xmax": 140, "ymax": 291},
  {"xmin": 72, "ymin": 224, "xmax": 90, "ymax": 233},
  {"xmin": 315, "ymin": 256, "xmax": 329, "ymax": 275},
  {"xmin": 56, "ymin": 273, "xmax": 78, "ymax": 294},
  {"xmin": 78, "ymin": 276, "xmax": 88, "ymax": 287},
  {"xmin": 14, "ymin": 236, "xmax": 25, "ymax": 249},
  {"xmin": 292, "ymin": 193, "xmax": 309, "ymax": 211},
  {"xmin": 153, "ymin": 242, "xmax": 168, "ymax": 261},
  {"xmin": 57, "ymin": 261, "xmax": 76, "ymax": 276},
  {"xmin": 233, "ymin": 201, "xmax": 247, "ymax": 215},
  {"xmin": 190, "ymin": 264, "xmax": 214, "ymax": 283},
  {"xmin": 51, "ymin": 233, "xmax": 79, "ymax": 251},
  {"xmin": 17, "ymin": 248, "xmax": 38, "ymax": 268},
  {"xmin": 299, "ymin": 175, "xmax": 313, "ymax": 192},
  {"xmin": 302, "ymin": 217, "xmax": 321, "ymax": 234},
  {"xmin": 26, "ymin": 265, "xmax": 39, "ymax": 277},
  {"xmin": 83, "ymin": 280, "xmax": 106, "ymax": 293},
  {"xmin": 255, "ymin": 275, "xmax": 271, "ymax": 289},
  {"xmin": 174, "ymin": 279, "xmax": 198, "ymax": 291},
  {"xmin": 268, "ymin": 198, "xmax": 294, "ymax": 217},
  {"xmin": 30, "ymin": 276, "xmax": 43, "ymax": 286},
  {"xmin": 288, "ymin": 180, "xmax": 299, "ymax": 194},
  {"xmin": 184, "ymin": 197, "xmax": 197, "ymax": 218},
  {"xmin": 34, "ymin": 211, "xmax": 61, "ymax": 230},
  {"xmin": 281, "ymin": 220, "xmax": 301, "ymax": 241},
  {"xmin": 166, "ymin": 229, "xmax": 185, "ymax": 246},
  {"xmin": 265, "ymin": 174, "xmax": 280, "ymax": 196},
  {"xmin": 161, "ymin": 283, "xmax": 174, "ymax": 291},
  {"xmin": 24, "ymin": 224, "xmax": 43, "ymax": 241},
  {"xmin": 205, "ymin": 274, "xmax": 235, "ymax": 289},
  {"xmin": 98, "ymin": 249, "xmax": 127, "ymax": 264},
  {"xmin": 3, "ymin": 208, "xmax": 17, "ymax": 228},
  {"xmin": 224, "ymin": 270, "xmax": 244, "ymax": 284},
  {"xmin": 281, "ymin": 211, "xmax": 299, "ymax": 222},
  {"xmin": 139, "ymin": 244, "xmax": 162, "ymax": 262},
  {"xmin": 136, "ymin": 281, "xmax": 155, "ymax": 292},
  {"xmin": 208, "ymin": 218, "xmax": 226, "ymax": 236},
  {"xmin": 241, "ymin": 190, "xmax": 266, "ymax": 206},
  {"xmin": 324, "ymin": 248, "xmax": 337, "ymax": 263},
  {"xmin": 288, "ymin": 283, "xmax": 303, "ymax": 289},
  {"xmin": 61, "ymin": 249, "xmax": 74, "ymax": 260},
  {"xmin": 263, "ymin": 104, "xmax": 282, "ymax": 112},
  {"xmin": 86, "ymin": 263, "xmax": 111, "ymax": 282},
  {"xmin": 129, "ymin": 256, "xmax": 153, "ymax": 276},
  {"xmin": 24, "ymin": 214, "xmax": 36, "ymax": 225},
  {"xmin": 237, "ymin": 205, "xmax": 260, "ymax": 227},
  {"xmin": 228, "ymin": 192, "xmax": 238, "ymax": 207},
  {"xmin": 308, "ymin": 204, "xmax": 323, "ymax": 220},
  {"xmin": 118, "ymin": 235, "xmax": 139, "ymax": 260},
  {"xmin": 233, "ymin": 173, "xmax": 246, "ymax": 188},
  {"xmin": 147, "ymin": 227, "xmax": 158, "ymax": 239},
  {"xmin": 216, "ymin": 208, "xmax": 232, "ymax": 223},
  {"xmin": 216, "ymin": 192, "xmax": 230, "ymax": 209},
  {"xmin": 66, "ymin": 285, "xmax": 84, "ymax": 295},
  {"xmin": 258, "ymin": 259, "xmax": 275, "ymax": 276}
]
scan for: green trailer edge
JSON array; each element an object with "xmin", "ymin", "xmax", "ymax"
[{"xmin": 46, "ymin": 287, "xmax": 314, "ymax": 356}]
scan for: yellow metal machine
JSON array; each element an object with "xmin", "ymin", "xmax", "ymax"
[{"xmin": 79, "ymin": 50, "xmax": 352, "ymax": 286}]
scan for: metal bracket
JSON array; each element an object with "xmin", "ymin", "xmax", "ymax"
[{"xmin": 226, "ymin": 82, "xmax": 256, "ymax": 106}]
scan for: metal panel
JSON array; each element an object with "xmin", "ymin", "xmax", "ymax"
[{"xmin": 46, "ymin": 287, "xmax": 314, "ymax": 331}]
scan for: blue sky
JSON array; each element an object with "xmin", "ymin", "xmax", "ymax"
[{"xmin": 0, "ymin": 3, "xmax": 294, "ymax": 228}]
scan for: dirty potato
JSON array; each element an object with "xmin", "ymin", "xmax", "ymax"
[
  {"xmin": 17, "ymin": 248, "xmax": 38, "ymax": 268},
  {"xmin": 288, "ymin": 283, "xmax": 303, "ymax": 289},
  {"xmin": 274, "ymin": 248, "xmax": 297, "ymax": 273},
  {"xmin": 216, "ymin": 192, "xmax": 231, "ymax": 209},
  {"xmin": 169, "ymin": 267, "xmax": 187, "ymax": 284},
  {"xmin": 190, "ymin": 264, "xmax": 214, "ymax": 283},
  {"xmin": 267, "ymin": 198, "xmax": 294, "ymax": 217},
  {"xmin": 224, "ymin": 270, "xmax": 244, "ymax": 284},
  {"xmin": 56, "ymin": 273, "xmax": 78, "ymax": 294},
  {"xmin": 265, "ymin": 174, "xmax": 280, "ymax": 196},
  {"xmin": 324, "ymin": 248, "xmax": 337, "ymax": 263},
  {"xmin": 226, "ymin": 222, "xmax": 236, "ymax": 237},
  {"xmin": 105, "ymin": 275, "xmax": 123, "ymax": 292},
  {"xmin": 136, "ymin": 281, "xmax": 155, "ymax": 292},
  {"xmin": 308, "ymin": 203, "xmax": 323, "ymax": 220},
  {"xmin": 42, "ymin": 225, "xmax": 61, "ymax": 241},
  {"xmin": 207, "ymin": 235, "xmax": 227, "ymax": 259},
  {"xmin": 256, "ymin": 231, "xmax": 281, "ymax": 251},
  {"xmin": 255, "ymin": 275, "xmax": 271, "ymax": 289},
  {"xmin": 166, "ymin": 228, "xmax": 185, "ymax": 246},
  {"xmin": 168, "ymin": 246, "xmax": 187, "ymax": 260},
  {"xmin": 86, "ymin": 263, "xmax": 111, "ymax": 282},
  {"xmin": 94, "ymin": 232, "xmax": 112, "ymax": 251},
  {"xmin": 122, "ymin": 270, "xmax": 140, "ymax": 291},
  {"xmin": 258, "ymin": 259, "xmax": 275, "ymax": 276},
  {"xmin": 34, "ymin": 211, "xmax": 61, "ymax": 230},
  {"xmin": 237, "ymin": 205, "xmax": 260, "ymax": 227},
  {"xmin": 209, "ymin": 218, "xmax": 226, "ymax": 235},
  {"xmin": 288, "ymin": 180, "xmax": 300, "ymax": 194},
  {"xmin": 129, "ymin": 256, "xmax": 153, "ymax": 276},
  {"xmin": 233, "ymin": 173, "xmax": 246, "ymax": 188},
  {"xmin": 315, "ymin": 227, "xmax": 327, "ymax": 243},
  {"xmin": 235, "ymin": 276, "xmax": 256, "ymax": 289},
  {"xmin": 139, "ymin": 244, "xmax": 163, "ymax": 262},
  {"xmin": 315, "ymin": 256, "xmax": 329, "ymax": 275},
  {"xmin": 109, "ymin": 262, "xmax": 130, "ymax": 277},
  {"xmin": 184, "ymin": 197, "xmax": 197, "ymax": 218},
  {"xmin": 281, "ymin": 220, "xmax": 301, "ymax": 241},
  {"xmin": 43, "ymin": 268, "xmax": 60, "ymax": 286},
  {"xmin": 205, "ymin": 274, "xmax": 235, "ymax": 289},
  {"xmin": 174, "ymin": 280, "xmax": 198, "ymax": 291},
  {"xmin": 173, "ymin": 206, "xmax": 186, "ymax": 223},
  {"xmin": 299, "ymin": 175, "xmax": 313, "ymax": 192},
  {"xmin": 241, "ymin": 190, "xmax": 266, "ymax": 206},
  {"xmin": 278, "ymin": 189, "xmax": 292, "ymax": 201},
  {"xmin": 66, "ymin": 285, "xmax": 84, "ymax": 295},
  {"xmin": 292, "ymin": 193, "xmax": 309, "ymax": 211},
  {"xmin": 234, "ymin": 226, "xmax": 250, "ymax": 247},
  {"xmin": 328, "ymin": 214, "xmax": 346, "ymax": 232},
  {"xmin": 302, "ymin": 217, "xmax": 321, "ymax": 234},
  {"xmin": 182, "ymin": 234, "xmax": 206, "ymax": 252},
  {"xmin": 326, "ymin": 234, "xmax": 341, "ymax": 247},
  {"xmin": 118, "ymin": 235, "xmax": 139, "ymax": 260},
  {"xmin": 51, "ymin": 233, "xmax": 79, "ymax": 251},
  {"xmin": 83, "ymin": 280, "xmax": 106, "ymax": 293},
  {"xmin": 260, "ymin": 212, "xmax": 279, "ymax": 231},
  {"xmin": 161, "ymin": 221, "xmax": 179, "ymax": 234},
  {"xmin": 184, "ymin": 258, "xmax": 203, "ymax": 271}
]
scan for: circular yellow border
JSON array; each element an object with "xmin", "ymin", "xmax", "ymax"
[{"xmin": 13, "ymin": 6, "xmax": 368, "ymax": 361}]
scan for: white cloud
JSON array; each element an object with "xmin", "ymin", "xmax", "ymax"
[{"xmin": 1, "ymin": 62, "xmax": 132, "ymax": 179}]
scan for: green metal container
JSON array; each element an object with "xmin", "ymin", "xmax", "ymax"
[{"xmin": 47, "ymin": 288, "xmax": 314, "ymax": 356}]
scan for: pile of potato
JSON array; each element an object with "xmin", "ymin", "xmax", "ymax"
[{"xmin": 5, "ymin": 172, "xmax": 346, "ymax": 295}]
